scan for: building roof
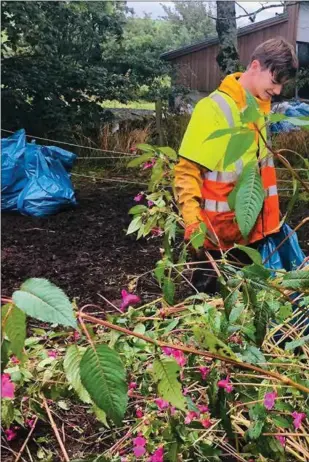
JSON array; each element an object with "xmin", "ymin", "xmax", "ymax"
[{"xmin": 161, "ymin": 12, "xmax": 288, "ymax": 61}]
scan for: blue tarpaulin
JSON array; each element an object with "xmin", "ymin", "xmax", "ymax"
[
  {"xmin": 1, "ymin": 129, "xmax": 77, "ymax": 216},
  {"xmin": 270, "ymin": 101, "xmax": 309, "ymax": 133}
]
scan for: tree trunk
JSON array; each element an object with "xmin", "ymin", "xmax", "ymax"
[{"xmin": 216, "ymin": 1, "xmax": 240, "ymax": 75}]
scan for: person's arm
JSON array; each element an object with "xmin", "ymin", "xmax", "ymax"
[{"xmin": 174, "ymin": 156, "xmax": 204, "ymax": 240}]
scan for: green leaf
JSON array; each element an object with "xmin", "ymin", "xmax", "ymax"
[
  {"xmin": 1, "ymin": 401, "xmax": 15, "ymax": 428},
  {"xmin": 152, "ymin": 358, "xmax": 186, "ymax": 411},
  {"xmin": 234, "ymin": 245, "xmax": 262, "ymax": 265},
  {"xmin": 284, "ymin": 334, "xmax": 309, "ymax": 351},
  {"xmin": 227, "ymin": 183, "xmax": 239, "ymax": 211},
  {"xmin": 154, "ymin": 259, "xmax": 166, "ymax": 286},
  {"xmin": 1, "ymin": 339, "xmax": 10, "ymax": 372},
  {"xmin": 128, "ymin": 205, "xmax": 147, "ymax": 215},
  {"xmin": 149, "ymin": 158, "xmax": 164, "ymax": 191},
  {"xmin": 190, "ymin": 222, "xmax": 207, "ymax": 249},
  {"xmin": 251, "ymin": 289, "xmax": 270, "ymax": 347},
  {"xmin": 206, "ymin": 127, "xmax": 243, "ymax": 140},
  {"xmin": 248, "ymin": 419, "xmax": 265, "ymax": 439},
  {"xmin": 158, "ymin": 146, "xmax": 177, "ymax": 160},
  {"xmin": 240, "ymin": 345, "xmax": 267, "ymax": 367},
  {"xmin": 127, "ymin": 152, "xmax": 153, "ymax": 168},
  {"xmin": 235, "ymin": 162, "xmax": 264, "ymax": 238},
  {"xmin": 285, "ymin": 117, "xmax": 309, "ymax": 127},
  {"xmin": 271, "ymin": 415, "xmax": 291, "ymax": 428},
  {"xmin": 241, "ymin": 91, "xmax": 261, "ymax": 123},
  {"xmin": 163, "ymin": 278, "xmax": 175, "ymax": 305},
  {"xmin": 92, "ymin": 405, "xmax": 109, "ymax": 427},
  {"xmin": 229, "ymin": 303, "xmax": 244, "ymax": 323},
  {"xmin": 136, "ymin": 143, "xmax": 156, "ymax": 152},
  {"xmin": 64, "ymin": 345, "xmax": 92, "ymax": 403},
  {"xmin": 281, "ymin": 271, "xmax": 309, "ymax": 290},
  {"xmin": 80, "ymin": 345, "xmax": 127, "ymax": 426},
  {"xmin": 12, "ymin": 278, "xmax": 77, "ymax": 328},
  {"xmin": 126, "ymin": 216, "xmax": 142, "ymax": 235},
  {"xmin": 270, "ymin": 113, "xmax": 286, "ymax": 123},
  {"xmin": 2, "ymin": 304, "xmax": 26, "ymax": 360},
  {"xmin": 242, "ymin": 264, "xmax": 271, "ymax": 282},
  {"xmin": 194, "ymin": 327, "xmax": 239, "ymax": 361},
  {"xmin": 223, "ymin": 131, "xmax": 255, "ymax": 169}
]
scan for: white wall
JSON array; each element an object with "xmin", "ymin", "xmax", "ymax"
[{"xmin": 297, "ymin": 2, "xmax": 309, "ymax": 43}]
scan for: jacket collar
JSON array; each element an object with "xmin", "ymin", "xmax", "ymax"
[{"xmin": 219, "ymin": 72, "xmax": 271, "ymax": 115}]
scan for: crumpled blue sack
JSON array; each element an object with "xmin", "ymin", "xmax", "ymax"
[
  {"xmin": 17, "ymin": 152, "xmax": 76, "ymax": 217},
  {"xmin": 1, "ymin": 129, "xmax": 77, "ymax": 216},
  {"xmin": 258, "ymin": 224, "xmax": 307, "ymax": 272}
]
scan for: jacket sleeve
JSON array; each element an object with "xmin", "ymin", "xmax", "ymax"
[{"xmin": 174, "ymin": 156, "xmax": 204, "ymax": 227}]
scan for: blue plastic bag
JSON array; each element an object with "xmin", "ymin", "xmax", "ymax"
[
  {"xmin": 1, "ymin": 129, "xmax": 27, "ymax": 210},
  {"xmin": 17, "ymin": 151, "xmax": 76, "ymax": 217},
  {"xmin": 1, "ymin": 129, "xmax": 77, "ymax": 216},
  {"xmin": 258, "ymin": 224, "xmax": 307, "ymax": 272}
]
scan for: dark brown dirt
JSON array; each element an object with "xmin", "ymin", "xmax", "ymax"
[{"xmin": 1, "ymin": 178, "xmax": 162, "ymax": 307}]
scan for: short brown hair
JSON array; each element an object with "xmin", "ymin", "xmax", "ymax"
[{"xmin": 250, "ymin": 37, "xmax": 298, "ymax": 82}]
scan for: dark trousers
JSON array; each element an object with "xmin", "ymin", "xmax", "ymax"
[{"xmin": 191, "ymin": 243, "xmax": 260, "ymax": 294}]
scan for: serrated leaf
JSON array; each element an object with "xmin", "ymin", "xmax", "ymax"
[
  {"xmin": 224, "ymin": 131, "xmax": 255, "ymax": 169},
  {"xmin": 284, "ymin": 334, "xmax": 309, "ymax": 351},
  {"xmin": 12, "ymin": 278, "xmax": 77, "ymax": 328},
  {"xmin": 92, "ymin": 404, "xmax": 109, "ymax": 427},
  {"xmin": 242, "ymin": 264, "xmax": 271, "ymax": 282},
  {"xmin": 149, "ymin": 159, "xmax": 164, "ymax": 191},
  {"xmin": 235, "ymin": 162, "xmax": 264, "ymax": 238},
  {"xmin": 271, "ymin": 415, "xmax": 291, "ymax": 428},
  {"xmin": 126, "ymin": 216, "xmax": 142, "ymax": 235},
  {"xmin": 2, "ymin": 304, "xmax": 26, "ymax": 360},
  {"xmin": 281, "ymin": 271, "xmax": 309, "ymax": 290},
  {"xmin": 234, "ymin": 244, "xmax": 262, "ymax": 265},
  {"xmin": 158, "ymin": 146, "xmax": 177, "ymax": 160},
  {"xmin": 154, "ymin": 259, "xmax": 166, "ymax": 286},
  {"xmin": 241, "ymin": 91, "xmax": 261, "ymax": 123},
  {"xmin": 193, "ymin": 327, "xmax": 239, "ymax": 361},
  {"xmin": 128, "ymin": 205, "xmax": 147, "ymax": 215},
  {"xmin": 229, "ymin": 303, "xmax": 244, "ymax": 323},
  {"xmin": 127, "ymin": 152, "xmax": 153, "ymax": 168},
  {"xmin": 80, "ymin": 345, "xmax": 127, "ymax": 426},
  {"xmin": 206, "ymin": 127, "xmax": 243, "ymax": 140},
  {"xmin": 240, "ymin": 345, "xmax": 267, "ymax": 368},
  {"xmin": 163, "ymin": 278, "xmax": 175, "ymax": 305},
  {"xmin": 64, "ymin": 345, "xmax": 92, "ymax": 403},
  {"xmin": 152, "ymin": 358, "xmax": 186, "ymax": 411}
]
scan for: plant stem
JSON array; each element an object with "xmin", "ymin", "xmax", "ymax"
[
  {"xmin": 42, "ymin": 396, "xmax": 70, "ymax": 462},
  {"xmin": 78, "ymin": 311, "xmax": 309, "ymax": 394}
]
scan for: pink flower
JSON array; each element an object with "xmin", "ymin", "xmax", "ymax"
[
  {"xmin": 183, "ymin": 387, "xmax": 189, "ymax": 396},
  {"xmin": 162, "ymin": 346, "xmax": 173, "ymax": 356},
  {"xmin": 184, "ymin": 411, "xmax": 199, "ymax": 424},
  {"xmin": 171, "ymin": 349, "xmax": 187, "ymax": 368},
  {"xmin": 134, "ymin": 193, "xmax": 144, "ymax": 202},
  {"xmin": 263, "ymin": 391, "xmax": 277, "ymax": 410},
  {"xmin": 5, "ymin": 428, "xmax": 17, "ymax": 441},
  {"xmin": 136, "ymin": 409, "xmax": 144, "ymax": 418},
  {"xmin": 142, "ymin": 159, "xmax": 156, "ymax": 170},
  {"xmin": 218, "ymin": 376, "xmax": 233, "ymax": 393},
  {"xmin": 149, "ymin": 447, "xmax": 164, "ymax": 462},
  {"xmin": 275, "ymin": 435, "xmax": 286, "ymax": 447},
  {"xmin": 73, "ymin": 331, "xmax": 80, "ymax": 341},
  {"xmin": 147, "ymin": 200, "xmax": 154, "ymax": 207},
  {"xmin": 201, "ymin": 418, "xmax": 212, "ymax": 428},
  {"xmin": 47, "ymin": 350, "xmax": 57, "ymax": 359},
  {"xmin": 26, "ymin": 418, "xmax": 36, "ymax": 429},
  {"xmin": 11, "ymin": 356, "xmax": 20, "ymax": 365},
  {"xmin": 151, "ymin": 227, "xmax": 163, "ymax": 237},
  {"xmin": 155, "ymin": 398, "xmax": 169, "ymax": 410},
  {"xmin": 199, "ymin": 366, "xmax": 210, "ymax": 380},
  {"xmin": 120, "ymin": 289, "xmax": 141, "ymax": 312},
  {"xmin": 133, "ymin": 446, "xmax": 146, "ymax": 457},
  {"xmin": 133, "ymin": 436, "xmax": 146, "ymax": 447},
  {"xmin": 292, "ymin": 411, "xmax": 306, "ymax": 430},
  {"xmin": 170, "ymin": 406, "xmax": 176, "ymax": 416},
  {"xmin": 198, "ymin": 404, "xmax": 209, "ymax": 413},
  {"xmin": 129, "ymin": 382, "xmax": 137, "ymax": 390},
  {"xmin": 1, "ymin": 374, "xmax": 15, "ymax": 399}
]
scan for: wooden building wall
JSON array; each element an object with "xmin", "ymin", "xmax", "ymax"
[{"xmin": 170, "ymin": 3, "xmax": 299, "ymax": 94}]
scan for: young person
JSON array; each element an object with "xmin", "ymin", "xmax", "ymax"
[{"xmin": 174, "ymin": 37, "xmax": 298, "ymax": 292}]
